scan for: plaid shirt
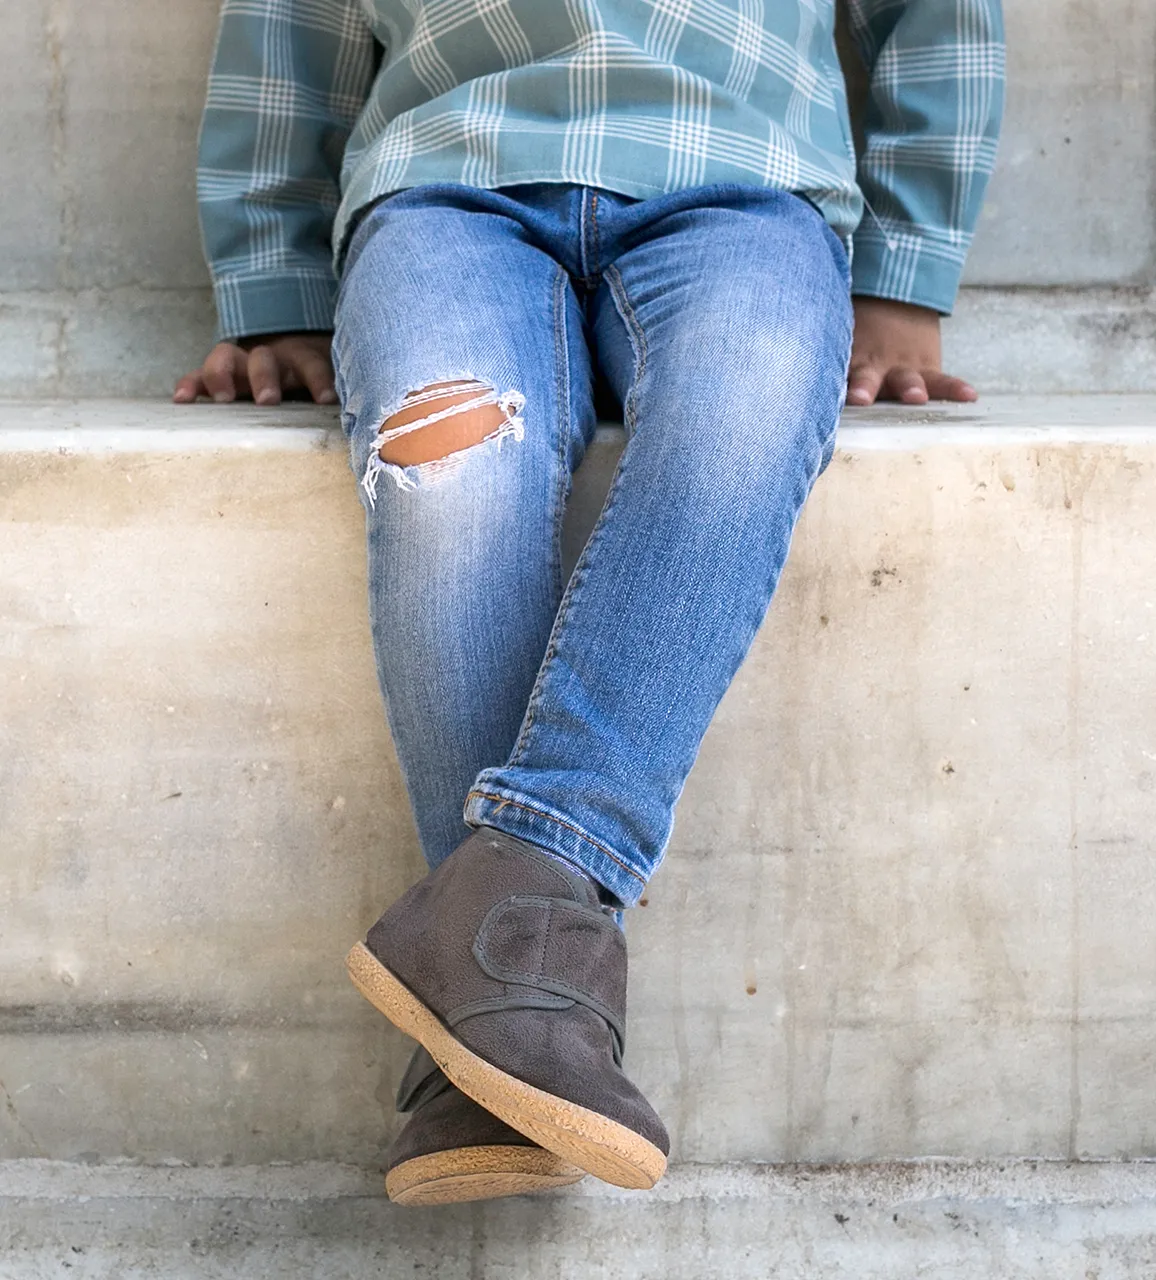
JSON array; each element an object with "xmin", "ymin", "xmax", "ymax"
[{"xmin": 198, "ymin": 0, "xmax": 1005, "ymax": 340}]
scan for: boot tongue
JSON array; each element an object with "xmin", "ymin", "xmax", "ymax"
[{"xmin": 395, "ymin": 1045, "xmax": 453, "ymax": 1112}]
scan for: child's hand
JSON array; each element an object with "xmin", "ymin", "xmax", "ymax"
[
  {"xmin": 847, "ymin": 298, "xmax": 977, "ymax": 406},
  {"xmin": 173, "ymin": 332, "xmax": 337, "ymax": 406}
]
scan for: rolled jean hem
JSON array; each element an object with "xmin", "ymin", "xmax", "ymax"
[{"xmin": 463, "ymin": 788, "xmax": 647, "ymax": 907}]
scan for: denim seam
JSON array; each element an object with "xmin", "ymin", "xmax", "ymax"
[
  {"xmin": 506, "ymin": 269, "xmax": 641, "ymax": 767},
  {"xmin": 589, "ymin": 191, "xmax": 602, "ymax": 279},
  {"xmin": 466, "ymin": 790, "xmax": 646, "ymax": 886},
  {"xmin": 818, "ymin": 307, "xmax": 854, "ymax": 474},
  {"xmin": 332, "ymin": 344, "xmax": 350, "ymax": 437},
  {"xmin": 504, "ymin": 419, "xmax": 632, "ymax": 767},
  {"xmin": 550, "ymin": 266, "xmax": 571, "ymax": 604},
  {"xmin": 604, "ymin": 265, "xmax": 648, "ymax": 435},
  {"xmin": 330, "ymin": 340, "xmax": 365, "ymax": 489},
  {"xmin": 506, "ymin": 276, "xmax": 575, "ymax": 764}
]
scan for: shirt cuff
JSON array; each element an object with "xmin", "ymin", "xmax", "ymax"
[
  {"xmin": 211, "ymin": 270, "xmax": 338, "ymax": 343},
  {"xmin": 850, "ymin": 227, "xmax": 967, "ymax": 317}
]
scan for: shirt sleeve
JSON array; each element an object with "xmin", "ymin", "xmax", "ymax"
[
  {"xmin": 843, "ymin": 0, "xmax": 1005, "ymax": 315},
  {"xmin": 197, "ymin": 0, "xmax": 379, "ymax": 342}
]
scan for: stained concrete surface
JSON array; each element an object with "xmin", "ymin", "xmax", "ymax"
[
  {"xmin": 2, "ymin": 398, "xmax": 1155, "ymax": 1170},
  {"xmin": 2, "ymin": 1161, "xmax": 1156, "ymax": 1279}
]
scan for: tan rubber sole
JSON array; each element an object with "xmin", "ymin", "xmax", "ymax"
[
  {"xmin": 346, "ymin": 942, "xmax": 667, "ymax": 1191},
  {"xmin": 385, "ymin": 1145, "xmax": 584, "ymax": 1206}
]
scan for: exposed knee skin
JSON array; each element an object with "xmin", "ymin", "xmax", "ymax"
[
  {"xmin": 360, "ymin": 378, "xmax": 526, "ymax": 505},
  {"xmin": 378, "ymin": 380, "xmax": 505, "ymax": 467}
]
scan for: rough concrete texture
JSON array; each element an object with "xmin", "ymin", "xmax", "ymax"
[
  {"xmin": 7, "ymin": 286, "xmax": 1156, "ymax": 401},
  {"xmin": 1, "ymin": 0, "xmax": 1153, "ymax": 393},
  {"xmin": 3, "ymin": 1160, "xmax": 1156, "ymax": 1279},
  {"xmin": 2, "ymin": 398, "xmax": 1155, "ymax": 1171},
  {"xmin": 962, "ymin": 1, "xmax": 1156, "ymax": 289},
  {"xmin": 946, "ymin": 288, "xmax": 1156, "ymax": 396}
]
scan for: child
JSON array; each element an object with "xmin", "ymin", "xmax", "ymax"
[{"xmin": 178, "ymin": 0, "xmax": 1004, "ymax": 1206}]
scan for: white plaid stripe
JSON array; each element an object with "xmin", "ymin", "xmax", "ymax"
[
  {"xmin": 562, "ymin": 1, "xmax": 607, "ymax": 180},
  {"xmin": 208, "ymin": 77, "xmax": 367, "ymax": 121},
  {"xmin": 762, "ymin": 115, "xmax": 802, "ymax": 191},
  {"xmin": 645, "ymin": 0, "xmax": 693, "ymax": 65},
  {"xmin": 722, "ymin": 0, "xmax": 762, "ymax": 100},
  {"xmin": 461, "ymin": 68, "xmax": 507, "ymax": 187},
  {"xmin": 407, "ymin": 5, "xmax": 459, "ymax": 97},
  {"xmin": 223, "ymin": 0, "xmax": 362, "ymax": 37},
  {"xmin": 478, "ymin": 0, "xmax": 534, "ymax": 68},
  {"xmin": 679, "ymin": 0, "xmax": 837, "ymax": 108},
  {"xmin": 199, "ymin": 0, "xmax": 1004, "ymax": 338},
  {"xmin": 331, "ymin": 1, "xmax": 378, "ymax": 113},
  {"xmin": 666, "ymin": 64, "xmax": 712, "ymax": 190},
  {"xmin": 784, "ymin": 1, "xmax": 818, "ymax": 145},
  {"xmin": 245, "ymin": 11, "xmax": 295, "ymax": 279}
]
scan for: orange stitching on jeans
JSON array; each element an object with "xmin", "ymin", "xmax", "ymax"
[
  {"xmin": 590, "ymin": 192, "xmax": 601, "ymax": 274},
  {"xmin": 466, "ymin": 790, "xmax": 646, "ymax": 884}
]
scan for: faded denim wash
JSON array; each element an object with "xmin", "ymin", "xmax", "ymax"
[{"xmin": 333, "ymin": 182, "xmax": 851, "ymax": 907}]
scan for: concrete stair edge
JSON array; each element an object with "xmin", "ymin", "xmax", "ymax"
[{"xmin": 2, "ymin": 1158, "xmax": 1156, "ymax": 1280}]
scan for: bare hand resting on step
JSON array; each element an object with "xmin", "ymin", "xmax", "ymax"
[
  {"xmin": 173, "ymin": 332, "xmax": 336, "ymax": 406},
  {"xmin": 847, "ymin": 298, "xmax": 977, "ymax": 407}
]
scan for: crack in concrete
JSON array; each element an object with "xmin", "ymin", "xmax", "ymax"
[
  {"xmin": 1064, "ymin": 454, "xmax": 1099, "ymax": 1162},
  {"xmin": 0, "ymin": 1077, "xmax": 44, "ymax": 1157}
]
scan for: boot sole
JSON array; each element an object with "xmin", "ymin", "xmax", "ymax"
[
  {"xmin": 386, "ymin": 1145, "xmax": 584, "ymax": 1206},
  {"xmin": 346, "ymin": 942, "xmax": 667, "ymax": 1191}
]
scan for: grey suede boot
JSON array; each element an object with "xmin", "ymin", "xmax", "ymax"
[
  {"xmin": 347, "ymin": 827, "xmax": 669, "ymax": 1190},
  {"xmin": 384, "ymin": 1046, "xmax": 583, "ymax": 1205}
]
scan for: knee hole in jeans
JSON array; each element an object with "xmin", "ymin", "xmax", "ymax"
[
  {"xmin": 379, "ymin": 381, "xmax": 505, "ymax": 466},
  {"xmin": 360, "ymin": 378, "xmax": 526, "ymax": 504}
]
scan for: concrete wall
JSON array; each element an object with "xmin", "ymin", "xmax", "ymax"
[
  {"xmin": 1, "ymin": 0, "xmax": 1154, "ymax": 396},
  {"xmin": 3, "ymin": 397, "xmax": 1156, "ymax": 1167}
]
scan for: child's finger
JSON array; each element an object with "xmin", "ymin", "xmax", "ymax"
[
  {"xmin": 203, "ymin": 344, "xmax": 247, "ymax": 402},
  {"xmin": 846, "ymin": 363, "xmax": 884, "ymax": 406},
  {"xmin": 295, "ymin": 350, "xmax": 338, "ymax": 405},
  {"xmin": 883, "ymin": 367, "xmax": 929, "ymax": 404},
  {"xmin": 247, "ymin": 346, "xmax": 282, "ymax": 405},
  {"xmin": 173, "ymin": 371, "xmax": 206, "ymax": 403},
  {"xmin": 923, "ymin": 371, "xmax": 978, "ymax": 402}
]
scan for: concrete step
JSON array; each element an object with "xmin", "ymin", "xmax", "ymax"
[
  {"xmin": 2, "ymin": 1159, "xmax": 1155, "ymax": 1279},
  {"xmin": 2, "ymin": 396, "xmax": 1155, "ymax": 1173},
  {"xmin": 8, "ymin": 288, "xmax": 1156, "ymax": 399}
]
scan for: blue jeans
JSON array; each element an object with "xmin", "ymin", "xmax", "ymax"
[{"xmin": 333, "ymin": 183, "xmax": 851, "ymax": 907}]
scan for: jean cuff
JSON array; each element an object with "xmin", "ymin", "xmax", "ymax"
[{"xmin": 463, "ymin": 787, "xmax": 646, "ymax": 908}]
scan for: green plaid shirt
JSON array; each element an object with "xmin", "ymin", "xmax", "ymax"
[{"xmin": 198, "ymin": 0, "xmax": 1005, "ymax": 340}]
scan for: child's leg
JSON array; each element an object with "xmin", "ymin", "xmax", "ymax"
[
  {"xmin": 335, "ymin": 188, "xmax": 601, "ymax": 1204},
  {"xmin": 464, "ymin": 188, "xmax": 852, "ymax": 904},
  {"xmin": 334, "ymin": 188, "xmax": 596, "ymax": 869},
  {"xmin": 345, "ymin": 185, "xmax": 850, "ymax": 1195}
]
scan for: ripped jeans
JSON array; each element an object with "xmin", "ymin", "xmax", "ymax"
[{"xmin": 333, "ymin": 183, "xmax": 851, "ymax": 907}]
